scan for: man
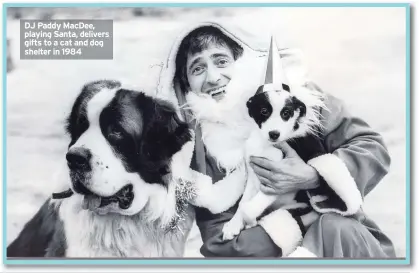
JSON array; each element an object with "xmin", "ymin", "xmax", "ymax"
[{"xmin": 156, "ymin": 21, "xmax": 396, "ymax": 258}]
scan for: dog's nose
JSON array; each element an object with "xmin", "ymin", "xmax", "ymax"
[
  {"xmin": 269, "ymin": 130, "xmax": 280, "ymax": 141},
  {"xmin": 66, "ymin": 148, "xmax": 91, "ymax": 169}
]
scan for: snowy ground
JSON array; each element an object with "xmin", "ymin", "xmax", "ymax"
[{"xmin": 5, "ymin": 7, "xmax": 407, "ymax": 257}]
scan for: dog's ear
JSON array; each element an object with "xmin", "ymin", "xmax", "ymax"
[
  {"xmin": 255, "ymin": 85, "xmax": 264, "ymax": 96},
  {"xmin": 154, "ymin": 99, "xmax": 182, "ymax": 133}
]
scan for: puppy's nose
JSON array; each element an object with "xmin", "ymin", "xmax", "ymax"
[
  {"xmin": 66, "ymin": 148, "xmax": 91, "ymax": 169},
  {"xmin": 269, "ymin": 130, "xmax": 280, "ymax": 141}
]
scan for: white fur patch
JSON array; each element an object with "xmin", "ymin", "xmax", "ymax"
[
  {"xmin": 287, "ymin": 246, "xmax": 317, "ymax": 258},
  {"xmin": 307, "ymin": 153, "xmax": 363, "ymax": 216},
  {"xmin": 59, "ymin": 195, "xmax": 190, "ymax": 257},
  {"xmin": 259, "ymin": 209, "xmax": 302, "ymax": 256},
  {"xmin": 241, "ymin": 191, "xmax": 277, "ymax": 226}
]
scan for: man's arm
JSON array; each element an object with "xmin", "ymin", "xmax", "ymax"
[{"xmin": 306, "ymin": 93, "xmax": 391, "ymax": 215}]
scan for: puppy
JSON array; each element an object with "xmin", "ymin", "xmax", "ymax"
[{"xmin": 185, "ymin": 81, "xmax": 324, "ymax": 256}]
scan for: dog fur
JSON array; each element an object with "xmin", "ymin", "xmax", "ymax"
[{"xmin": 7, "ymin": 80, "xmax": 196, "ymax": 258}]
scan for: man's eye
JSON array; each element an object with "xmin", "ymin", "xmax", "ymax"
[
  {"xmin": 216, "ymin": 58, "xmax": 230, "ymax": 67},
  {"xmin": 192, "ymin": 66, "xmax": 205, "ymax": 75}
]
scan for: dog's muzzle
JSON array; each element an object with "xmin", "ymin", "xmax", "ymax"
[{"xmin": 52, "ymin": 184, "xmax": 134, "ymax": 212}]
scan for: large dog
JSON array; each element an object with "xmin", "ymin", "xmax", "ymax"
[{"xmin": 7, "ymin": 80, "xmax": 197, "ymax": 257}]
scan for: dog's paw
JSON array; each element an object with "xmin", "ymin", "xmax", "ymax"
[{"xmin": 222, "ymin": 217, "xmax": 245, "ymax": 241}]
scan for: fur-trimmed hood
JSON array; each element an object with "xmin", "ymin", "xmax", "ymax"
[
  {"xmin": 155, "ymin": 21, "xmax": 314, "ymax": 176},
  {"xmin": 156, "ymin": 21, "xmax": 312, "ymax": 122}
]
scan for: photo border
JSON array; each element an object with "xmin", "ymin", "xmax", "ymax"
[{"xmin": 2, "ymin": 2, "xmax": 411, "ymax": 266}]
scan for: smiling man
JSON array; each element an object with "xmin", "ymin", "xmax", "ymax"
[
  {"xmin": 175, "ymin": 26, "xmax": 243, "ymax": 102},
  {"xmin": 157, "ymin": 22, "xmax": 396, "ymax": 258}
]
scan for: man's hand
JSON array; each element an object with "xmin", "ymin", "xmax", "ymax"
[{"xmin": 249, "ymin": 142, "xmax": 320, "ymax": 195}]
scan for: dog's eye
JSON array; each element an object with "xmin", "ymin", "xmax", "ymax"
[
  {"xmin": 281, "ymin": 109, "xmax": 292, "ymax": 119},
  {"xmin": 108, "ymin": 129, "xmax": 123, "ymax": 141},
  {"xmin": 260, "ymin": 108, "xmax": 269, "ymax": 116}
]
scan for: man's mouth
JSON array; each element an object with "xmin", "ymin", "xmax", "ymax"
[
  {"xmin": 207, "ymin": 86, "xmax": 226, "ymax": 100},
  {"xmin": 52, "ymin": 184, "xmax": 134, "ymax": 212}
]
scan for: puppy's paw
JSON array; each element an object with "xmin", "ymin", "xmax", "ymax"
[
  {"xmin": 222, "ymin": 216, "xmax": 245, "ymax": 241},
  {"xmin": 188, "ymin": 171, "xmax": 212, "ymax": 207}
]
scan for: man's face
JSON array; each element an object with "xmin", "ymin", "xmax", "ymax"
[{"xmin": 186, "ymin": 44, "xmax": 235, "ymax": 102}]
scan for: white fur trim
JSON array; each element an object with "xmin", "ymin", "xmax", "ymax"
[
  {"xmin": 259, "ymin": 209, "xmax": 302, "ymax": 256},
  {"xmin": 287, "ymin": 246, "xmax": 317, "ymax": 258},
  {"xmin": 156, "ymin": 21, "xmax": 313, "ymax": 108},
  {"xmin": 307, "ymin": 153, "xmax": 363, "ymax": 216}
]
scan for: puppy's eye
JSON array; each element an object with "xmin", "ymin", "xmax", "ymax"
[
  {"xmin": 281, "ymin": 109, "xmax": 292, "ymax": 119},
  {"xmin": 260, "ymin": 108, "xmax": 269, "ymax": 116}
]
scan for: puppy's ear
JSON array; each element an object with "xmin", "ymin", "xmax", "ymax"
[{"xmin": 255, "ymin": 85, "xmax": 265, "ymax": 96}]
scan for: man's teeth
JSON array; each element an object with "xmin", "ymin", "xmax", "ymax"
[{"xmin": 210, "ymin": 87, "xmax": 226, "ymax": 96}]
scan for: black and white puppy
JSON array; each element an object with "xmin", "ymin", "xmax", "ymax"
[
  {"xmin": 185, "ymin": 81, "xmax": 324, "ymax": 256},
  {"xmin": 7, "ymin": 80, "xmax": 196, "ymax": 258}
]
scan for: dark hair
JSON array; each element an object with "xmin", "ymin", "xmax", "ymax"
[{"xmin": 175, "ymin": 26, "xmax": 244, "ymax": 93}]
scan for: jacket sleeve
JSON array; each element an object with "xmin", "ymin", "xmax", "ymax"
[
  {"xmin": 306, "ymin": 93, "xmax": 391, "ymax": 216},
  {"xmin": 195, "ymin": 204, "xmax": 283, "ymax": 257}
]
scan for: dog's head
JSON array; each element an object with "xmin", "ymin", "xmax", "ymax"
[
  {"xmin": 64, "ymin": 80, "xmax": 192, "ymax": 216},
  {"xmin": 246, "ymin": 85, "xmax": 312, "ymax": 143}
]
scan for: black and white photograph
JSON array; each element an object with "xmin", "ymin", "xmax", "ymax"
[{"xmin": 4, "ymin": 5, "xmax": 408, "ymax": 262}]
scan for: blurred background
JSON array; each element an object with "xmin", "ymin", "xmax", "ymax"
[{"xmin": 6, "ymin": 7, "xmax": 407, "ymax": 258}]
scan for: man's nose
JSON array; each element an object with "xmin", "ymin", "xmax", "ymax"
[{"xmin": 206, "ymin": 65, "xmax": 222, "ymax": 84}]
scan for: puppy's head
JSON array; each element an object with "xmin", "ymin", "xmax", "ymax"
[
  {"xmin": 246, "ymin": 85, "xmax": 311, "ymax": 143},
  {"xmin": 65, "ymin": 80, "xmax": 192, "ymax": 216}
]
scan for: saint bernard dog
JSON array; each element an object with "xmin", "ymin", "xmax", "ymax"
[{"xmin": 7, "ymin": 80, "xmax": 198, "ymax": 258}]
